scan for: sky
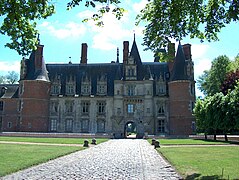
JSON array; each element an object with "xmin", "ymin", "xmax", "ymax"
[{"xmin": 0, "ymin": 0, "xmax": 239, "ymax": 97}]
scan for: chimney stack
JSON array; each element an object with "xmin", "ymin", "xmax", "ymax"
[
  {"xmin": 34, "ymin": 45, "xmax": 44, "ymax": 71},
  {"xmin": 123, "ymin": 41, "xmax": 129, "ymax": 64},
  {"xmin": 81, "ymin": 43, "xmax": 88, "ymax": 64},
  {"xmin": 182, "ymin": 44, "xmax": 191, "ymax": 60}
]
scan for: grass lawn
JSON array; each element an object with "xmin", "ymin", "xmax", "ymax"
[
  {"xmin": 158, "ymin": 146, "xmax": 239, "ymax": 179},
  {"xmin": 0, "ymin": 144, "xmax": 82, "ymax": 177},
  {"xmin": 0, "ymin": 136, "xmax": 108, "ymax": 144},
  {"xmin": 148, "ymin": 138, "xmax": 231, "ymax": 145}
]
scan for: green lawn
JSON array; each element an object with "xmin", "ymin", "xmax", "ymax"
[
  {"xmin": 158, "ymin": 146, "xmax": 239, "ymax": 179},
  {"xmin": 0, "ymin": 136, "xmax": 108, "ymax": 144},
  {"xmin": 149, "ymin": 138, "xmax": 231, "ymax": 145},
  {"xmin": 0, "ymin": 144, "xmax": 82, "ymax": 177}
]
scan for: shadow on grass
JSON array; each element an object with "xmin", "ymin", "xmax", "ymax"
[
  {"xmin": 185, "ymin": 173, "xmax": 221, "ymax": 180},
  {"xmin": 194, "ymin": 138, "xmax": 239, "ymax": 145}
]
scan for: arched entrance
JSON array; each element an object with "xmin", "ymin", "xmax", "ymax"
[{"xmin": 124, "ymin": 121, "xmax": 137, "ymax": 138}]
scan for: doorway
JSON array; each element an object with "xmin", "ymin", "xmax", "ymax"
[{"xmin": 124, "ymin": 121, "xmax": 137, "ymax": 138}]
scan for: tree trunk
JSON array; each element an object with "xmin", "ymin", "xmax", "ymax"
[
  {"xmin": 204, "ymin": 133, "xmax": 207, "ymax": 140},
  {"xmin": 224, "ymin": 133, "xmax": 228, "ymax": 142}
]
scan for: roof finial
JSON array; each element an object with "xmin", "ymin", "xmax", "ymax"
[
  {"xmin": 133, "ymin": 30, "xmax": 136, "ymax": 42},
  {"xmin": 116, "ymin": 47, "xmax": 119, "ymax": 63}
]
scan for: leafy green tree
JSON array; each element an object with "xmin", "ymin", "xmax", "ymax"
[
  {"xmin": 0, "ymin": 0, "xmax": 123, "ymax": 56},
  {"xmin": 198, "ymin": 55, "xmax": 231, "ymax": 96},
  {"xmin": 229, "ymin": 82, "xmax": 239, "ymax": 130},
  {"xmin": 136, "ymin": 0, "xmax": 239, "ymax": 53},
  {"xmin": 1, "ymin": 0, "xmax": 239, "ymax": 56},
  {"xmin": 0, "ymin": 0, "xmax": 55, "ymax": 56},
  {"xmin": 194, "ymin": 98, "xmax": 208, "ymax": 139}
]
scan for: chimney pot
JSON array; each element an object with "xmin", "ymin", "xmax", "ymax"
[
  {"xmin": 123, "ymin": 41, "xmax": 129, "ymax": 64},
  {"xmin": 81, "ymin": 43, "xmax": 88, "ymax": 64},
  {"xmin": 182, "ymin": 44, "xmax": 191, "ymax": 60}
]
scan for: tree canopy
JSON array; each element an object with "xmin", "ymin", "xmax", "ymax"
[
  {"xmin": 197, "ymin": 55, "xmax": 231, "ymax": 96},
  {"xmin": 0, "ymin": 71, "xmax": 19, "ymax": 84},
  {"xmin": 1, "ymin": 0, "xmax": 239, "ymax": 56}
]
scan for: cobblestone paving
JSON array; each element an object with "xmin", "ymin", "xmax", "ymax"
[{"xmin": 2, "ymin": 139, "xmax": 181, "ymax": 180}]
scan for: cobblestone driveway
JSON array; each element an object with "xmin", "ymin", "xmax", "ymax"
[{"xmin": 2, "ymin": 139, "xmax": 181, "ymax": 180}]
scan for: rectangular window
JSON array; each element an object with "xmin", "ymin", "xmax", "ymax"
[
  {"xmin": 66, "ymin": 84, "xmax": 75, "ymax": 95},
  {"xmin": 98, "ymin": 85, "xmax": 106, "ymax": 94},
  {"xmin": 127, "ymin": 104, "xmax": 134, "ymax": 113},
  {"xmin": 82, "ymin": 102, "xmax": 89, "ymax": 114},
  {"xmin": 7, "ymin": 122, "xmax": 12, "ymax": 129},
  {"xmin": 81, "ymin": 84, "xmax": 90, "ymax": 95},
  {"xmin": 18, "ymin": 100, "xmax": 22, "ymax": 112},
  {"xmin": 50, "ymin": 119, "xmax": 57, "ymax": 131},
  {"xmin": 158, "ymin": 119, "xmax": 165, "ymax": 133},
  {"xmin": 0, "ymin": 101, "xmax": 4, "ymax": 111},
  {"xmin": 65, "ymin": 119, "xmax": 73, "ymax": 132},
  {"xmin": 147, "ymin": 108, "xmax": 150, "ymax": 113},
  {"xmin": 51, "ymin": 84, "xmax": 60, "ymax": 94},
  {"xmin": 81, "ymin": 119, "xmax": 89, "ymax": 132},
  {"xmin": 98, "ymin": 102, "xmax": 105, "ymax": 114},
  {"xmin": 158, "ymin": 104, "xmax": 165, "ymax": 115},
  {"xmin": 97, "ymin": 119, "xmax": 105, "ymax": 133},
  {"xmin": 128, "ymin": 86, "xmax": 134, "ymax": 96}
]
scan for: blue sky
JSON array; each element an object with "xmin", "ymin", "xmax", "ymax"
[{"xmin": 0, "ymin": 0, "xmax": 239, "ymax": 97}]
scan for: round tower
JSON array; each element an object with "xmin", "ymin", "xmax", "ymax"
[{"xmin": 168, "ymin": 43, "xmax": 195, "ymax": 136}]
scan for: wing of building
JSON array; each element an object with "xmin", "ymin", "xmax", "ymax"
[{"xmin": 0, "ymin": 39, "xmax": 196, "ymax": 138}]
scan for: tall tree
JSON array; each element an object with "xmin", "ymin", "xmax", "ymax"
[
  {"xmin": 136, "ymin": 0, "xmax": 239, "ymax": 53},
  {"xmin": 5, "ymin": 71, "xmax": 19, "ymax": 84},
  {"xmin": 221, "ymin": 70, "xmax": 239, "ymax": 95},
  {"xmin": 0, "ymin": 0, "xmax": 55, "ymax": 56},
  {"xmin": 1, "ymin": 0, "xmax": 239, "ymax": 56},
  {"xmin": 198, "ymin": 55, "xmax": 231, "ymax": 96}
]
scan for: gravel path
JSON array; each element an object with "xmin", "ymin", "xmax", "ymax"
[{"xmin": 2, "ymin": 139, "xmax": 181, "ymax": 180}]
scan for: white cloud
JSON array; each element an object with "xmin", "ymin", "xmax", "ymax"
[
  {"xmin": 191, "ymin": 44, "xmax": 210, "ymax": 59},
  {"xmin": 132, "ymin": 0, "xmax": 149, "ymax": 13},
  {"xmin": 0, "ymin": 61, "xmax": 20, "ymax": 75},
  {"xmin": 39, "ymin": 21, "xmax": 87, "ymax": 39}
]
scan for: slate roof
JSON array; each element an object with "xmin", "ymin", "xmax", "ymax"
[
  {"xmin": 24, "ymin": 51, "xmax": 49, "ymax": 82},
  {"xmin": 46, "ymin": 40, "xmax": 170, "ymax": 97},
  {"xmin": 171, "ymin": 43, "xmax": 188, "ymax": 81},
  {"xmin": 0, "ymin": 84, "xmax": 19, "ymax": 98}
]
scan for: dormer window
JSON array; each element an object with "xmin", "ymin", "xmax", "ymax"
[
  {"xmin": 51, "ymin": 84, "xmax": 61, "ymax": 95},
  {"xmin": 66, "ymin": 84, "xmax": 75, "ymax": 95},
  {"xmin": 81, "ymin": 75, "xmax": 91, "ymax": 96},
  {"xmin": 97, "ymin": 74, "xmax": 107, "ymax": 95}
]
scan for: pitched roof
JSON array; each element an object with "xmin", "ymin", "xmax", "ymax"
[
  {"xmin": 171, "ymin": 43, "xmax": 188, "ymax": 81},
  {"xmin": 0, "ymin": 84, "xmax": 19, "ymax": 98}
]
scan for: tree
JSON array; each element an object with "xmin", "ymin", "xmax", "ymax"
[
  {"xmin": 5, "ymin": 71, "xmax": 19, "ymax": 84},
  {"xmin": 0, "ymin": 0, "xmax": 123, "ymax": 56},
  {"xmin": 136, "ymin": 0, "xmax": 239, "ymax": 54},
  {"xmin": 1, "ymin": 0, "xmax": 239, "ymax": 56},
  {"xmin": 0, "ymin": 0, "xmax": 55, "ymax": 56},
  {"xmin": 197, "ymin": 55, "xmax": 231, "ymax": 96},
  {"xmin": 0, "ymin": 75, "xmax": 6, "ymax": 84},
  {"xmin": 194, "ymin": 98, "xmax": 208, "ymax": 139},
  {"xmin": 221, "ymin": 70, "xmax": 239, "ymax": 95}
]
